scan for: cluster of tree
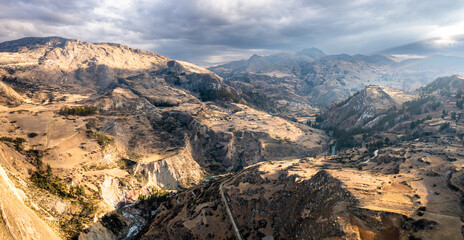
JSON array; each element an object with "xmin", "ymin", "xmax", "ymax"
[
  {"xmin": 456, "ymin": 89, "xmax": 463, "ymax": 110},
  {"xmin": 439, "ymin": 122, "xmax": 451, "ymax": 132},
  {"xmin": 30, "ymin": 165, "xmax": 69, "ymax": 198},
  {"xmin": 365, "ymin": 108, "xmax": 398, "ymax": 131},
  {"xmin": 2, "ymin": 131, "xmax": 97, "ymax": 238},
  {"xmin": 86, "ymin": 130, "xmax": 114, "ymax": 150},
  {"xmin": 367, "ymin": 137, "xmax": 390, "ymax": 152},
  {"xmin": 27, "ymin": 132, "xmax": 38, "ymax": 138},
  {"xmin": 457, "ymin": 100, "xmax": 463, "ymax": 109},
  {"xmin": 30, "ymin": 162, "xmax": 95, "ymax": 238},
  {"xmin": 58, "ymin": 105, "xmax": 98, "ymax": 116},
  {"xmin": 456, "ymin": 89, "xmax": 462, "ymax": 99},
  {"xmin": 0, "ymin": 136, "xmax": 26, "ymax": 151},
  {"xmin": 100, "ymin": 213, "xmax": 127, "ymax": 236},
  {"xmin": 426, "ymin": 101, "xmax": 441, "ymax": 111},
  {"xmin": 117, "ymin": 158, "xmax": 137, "ymax": 170},
  {"xmin": 25, "ymin": 149, "xmax": 44, "ymax": 166},
  {"xmin": 439, "ymin": 89, "xmax": 452, "ymax": 97},
  {"xmin": 148, "ymin": 99, "xmax": 180, "ymax": 108},
  {"xmin": 138, "ymin": 186, "xmax": 169, "ymax": 204},
  {"xmin": 329, "ymin": 128, "xmax": 359, "ymax": 149},
  {"xmin": 410, "ymin": 116, "xmax": 432, "ymax": 129},
  {"xmin": 26, "ymin": 148, "xmax": 83, "ymax": 199}
]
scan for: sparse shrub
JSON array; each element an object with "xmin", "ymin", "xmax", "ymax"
[
  {"xmin": 86, "ymin": 130, "xmax": 114, "ymax": 150},
  {"xmin": 30, "ymin": 165, "xmax": 68, "ymax": 198},
  {"xmin": 25, "ymin": 149, "xmax": 44, "ymax": 166},
  {"xmin": 27, "ymin": 132, "xmax": 38, "ymax": 138},
  {"xmin": 138, "ymin": 186, "xmax": 169, "ymax": 203},
  {"xmin": 0, "ymin": 136, "xmax": 26, "ymax": 151},
  {"xmin": 117, "ymin": 158, "xmax": 137, "ymax": 170},
  {"xmin": 59, "ymin": 105, "xmax": 97, "ymax": 116}
]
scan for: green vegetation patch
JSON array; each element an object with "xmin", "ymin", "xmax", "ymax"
[
  {"xmin": 117, "ymin": 158, "xmax": 137, "ymax": 170},
  {"xmin": 0, "ymin": 136, "xmax": 26, "ymax": 151},
  {"xmin": 138, "ymin": 186, "xmax": 169, "ymax": 204},
  {"xmin": 27, "ymin": 132, "xmax": 38, "ymax": 138},
  {"xmin": 25, "ymin": 149, "xmax": 44, "ymax": 166},
  {"xmin": 30, "ymin": 165, "xmax": 68, "ymax": 198},
  {"xmin": 101, "ymin": 213, "xmax": 127, "ymax": 235},
  {"xmin": 86, "ymin": 130, "xmax": 115, "ymax": 150},
  {"xmin": 30, "ymin": 164, "xmax": 97, "ymax": 238},
  {"xmin": 59, "ymin": 105, "xmax": 98, "ymax": 116}
]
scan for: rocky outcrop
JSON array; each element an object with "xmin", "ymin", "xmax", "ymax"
[
  {"xmin": 322, "ymin": 85, "xmax": 417, "ymax": 130},
  {"xmin": 136, "ymin": 141, "xmax": 204, "ymax": 190},
  {"xmin": 0, "ymin": 37, "xmax": 239, "ymax": 105}
]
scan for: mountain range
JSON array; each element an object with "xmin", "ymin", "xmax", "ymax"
[
  {"xmin": 0, "ymin": 37, "xmax": 463, "ymax": 240},
  {"xmin": 209, "ymin": 44, "xmax": 464, "ymax": 111}
]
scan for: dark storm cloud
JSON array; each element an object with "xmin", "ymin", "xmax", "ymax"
[{"xmin": 1, "ymin": 0, "xmax": 464, "ymax": 65}]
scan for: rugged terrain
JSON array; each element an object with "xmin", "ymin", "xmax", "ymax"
[
  {"xmin": 321, "ymin": 85, "xmax": 418, "ymax": 131},
  {"xmin": 209, "ymin": 49, "xmax": 464, "ymax": 113},
  {"xmin": 132, "ymin": 76, "xmax": 464, "ymax": 240},
  {"xmin": 0, "ymin": 37, "xmax": 328, "ymax": 239},
  {"xmin": 0, "ymin": 36, "xmax": 463, "ymax": 240}
]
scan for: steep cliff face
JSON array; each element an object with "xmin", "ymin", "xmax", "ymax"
[{"xmin": 136, "ymin": 141, "xmax": 204, "ymax": 190}]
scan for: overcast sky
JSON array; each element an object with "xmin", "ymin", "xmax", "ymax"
[{"xmin": 1, "ymin": 0, "xmax": 464, "ymax": 65}]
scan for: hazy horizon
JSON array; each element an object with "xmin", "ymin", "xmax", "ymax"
[{"xmin": 2, "ymin": 0, "xmax": 464, "ymax": 65}]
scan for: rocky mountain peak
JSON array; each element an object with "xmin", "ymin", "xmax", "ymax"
[
  {"xmin": 322, "ymin": 84, "xmax": 417, "ymax": 130},
  {"xmin": 0, "ymin": 37, "xmax": 232, "ymax": 97},
  {"xmin": 421, "ymin": 75, "xmax": 464, "ymax": 94},
  {"xmin": 295, "ymin": 47, "xmax": 326, "ymax": 59},
  {"xmin": 0, "ymin": 36, "xmax": 72, "ymax": 52}
]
